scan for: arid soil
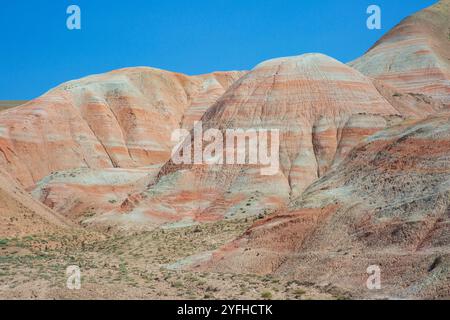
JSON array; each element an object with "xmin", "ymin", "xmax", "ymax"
[
  {"xmin": 0, "ymin": 218, "xmax": 339, "ymax": 300},
  {"xmin": 0, "ymin": 1, "xmax": 449, "ymax": 300},
  {"xmin": 0, "ymin": 168, "xmax": 70, "ymax": 238}
]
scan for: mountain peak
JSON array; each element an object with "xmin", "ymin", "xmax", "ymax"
[{"xmin": 350, "ymin": 0, "xmax": 450, "ymax": 106}]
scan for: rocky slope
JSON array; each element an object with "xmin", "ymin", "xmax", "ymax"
[
  {"xmin": 198, "ymin": 114, "xmax": 450, "ymax": 298},
  {"xmin": 350, "ymin": 0, "xmax": 450, "ymax": 107},
  {"xmin": 0, "ymin": 0, "xmax": 449, "ymax": 300},
  {"xmin": 372, "ymin": 80, "xmax": 443, "ymax": 118},
  {"xmin": 31, "ymin": 166, "xmax": 161, "ymax": 220},
  {"xmin": 94, "ymin": 53, "xmax": 403, "ymax": 230},
  {"xmin": 0, "ymin": 68, "xmax": 244, "ymax": 188},
  {"xmin": 192, "ymin": 2, "xmax": 450, "ymax": 298},
  {"xmin": 0, "ymin": 168, "xmax": 70, "ymax": 237}
]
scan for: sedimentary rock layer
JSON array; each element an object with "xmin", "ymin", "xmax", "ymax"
[
  {"xmin": 201, "ymin": 114, "xmax": 450, "ymax": 299},
  {"xmin": 350, "ymin": 0, "xmax": 450, "ymax": 107},
  {"xmin": 0, "ymin": 68, "xmax": 244, "ymax": 188},
  {"xmin": 99, "ymin": 53, "xmax": 402, "ymax": 230},
  {"xmin": 31, "ymin": 166, "xmax": 162, "ymax": 221}
]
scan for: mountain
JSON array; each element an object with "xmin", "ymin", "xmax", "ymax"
[
  {"xmin": 0, "ymin": 68, "xmax": 244, "ymax": 188},
  {"xmin": 350, "ymin": 0, "xmax": 450, "ymax": 107},
  {"xmin": 92, "ymin": 53, "xmax": 404, "ymax": 230},
  {"xmin": 0, "ymin": 0, "xmax": 449, "ymax": 300},
  {"xmin": 198, "ymin": 113, "xmax": 450, "ymax": 298}
]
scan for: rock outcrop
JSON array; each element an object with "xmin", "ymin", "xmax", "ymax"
[
  {"xmin": 0, "ymin": 68, "xmax": 244, "ymax": 188},
  {"xmin": 0, "ymin": 0, "xmax": 449, "ymax": 300},
  {"xmin": 373, "ymin": 80, "xmax": 443, "ymax": 118},
  {"xmin": 200, "ymin": 114, "xmax": 450, "ymax": 298},
  {"xmin": 31, "ymin": 166, "xmax": 162, "ymax": 220},
  {"xmin": 96, "ymin": 54, "xmax": 402, "ymax": 230}
]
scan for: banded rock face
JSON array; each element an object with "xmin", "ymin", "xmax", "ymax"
[
  {"xmin": 0, "ymin": 68, "xmax": 244, "ymax": 188},
  {"xmin": 31, "ymin": 166, "xmax": 162, "ymax": 220},
  {"xmin": 350, "ymin": 0, "xmax": 450, "ymax": 107},
  {"xmin": 95, "ymin": 54, "xmax": 402, "ymax": 230},
  {"xmin": 373, "ymin": 80, "xmax": 443, "ymax": 118},
  {"xmin": 0, "ymin": 168, "xmax": 70, "ymax": 237},
  {"xmin": 201, "ymin": 114, "xmax": 450, "ymax": 299},
  {"xmin": 181, "ymin": 72, "xmax": 246, "ymax": 129}
]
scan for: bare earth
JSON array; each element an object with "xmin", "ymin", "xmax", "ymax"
[
  {"xmin": 0, "ymin": 218, "xmax": 339, "ymax": 300},
  {"xmin": 0, "ymin": 1, "xmax": 449, "ymax": 300}
]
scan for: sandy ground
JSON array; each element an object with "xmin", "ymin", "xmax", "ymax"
[{"xmin": 0, "ymin": 217, "xmax": 341, "ymax": 300}]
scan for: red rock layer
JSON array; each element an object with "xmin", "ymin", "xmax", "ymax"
[
  {"xmin": 202, "ymin": 114, "xmax": 450, "ymax": 299},
  {"xmin": 350, "ymin": 0, "xmax": 450, "ymax": 107},
  {"xmin": 99, "ymin": 54, "xmax": 402, "ymax": 230},
  {"xmin": 31, "ymin": 167, "xmax": 162, "ymax": 221},
  {"xmin": 373, "ymin": 80, "xmax": 443, "ymax": 118},
  {"xmin": 0, "ymin": 68, "xmax": 244, "ymax": 188},
  {"xmin": 181, "ymin": 72, "xmax": 245, "ymax": 129}
]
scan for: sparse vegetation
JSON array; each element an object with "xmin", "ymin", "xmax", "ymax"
[
  {"xmin": 261, "ymin": 291, "xmax": 273, "ymax": 300},
  {"xmin": 0, "ymin": 216, "xmax": 334, "ymax": 299},
  {"xmin": 294, "ymin": 289, "xmax": 306, "ymax": 298},
  {"xmin": 171, "ymin": 280, "xmax": 184, "ymax": 288}
]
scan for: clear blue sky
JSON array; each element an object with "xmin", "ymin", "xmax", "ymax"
[{"xmin": 0, "ymin": 0, "xmax": 437, "ymax": 99}]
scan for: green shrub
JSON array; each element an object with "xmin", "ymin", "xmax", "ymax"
[
  {"xmin": 261, "ymin": 291, "xmax": 273, "ymax": 299},
  {"xmin": 294, "ymin": 289, "xmax": 306, "ymax": 297},
  {"xmin": 172, "ymin": 281, "xmax": 184, "ymax": 288}
]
